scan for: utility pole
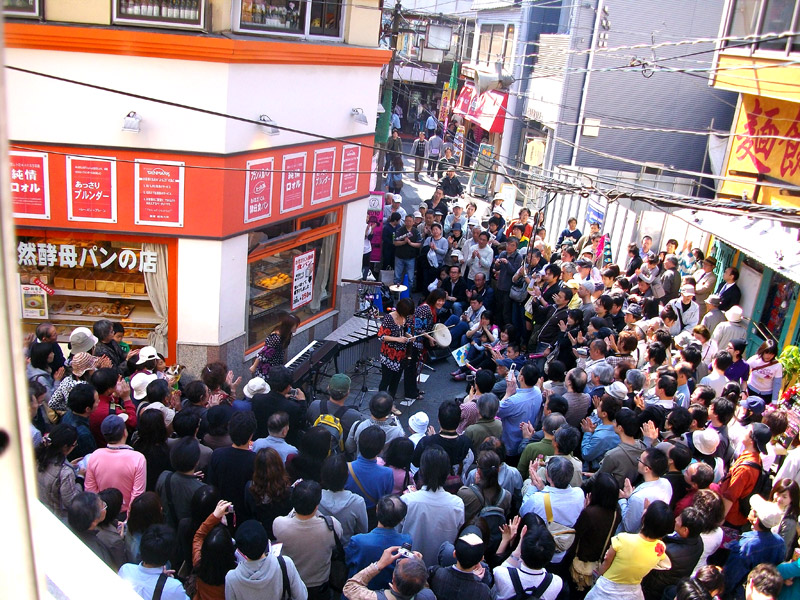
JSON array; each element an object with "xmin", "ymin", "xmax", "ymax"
[{"xmin": 375, "ymin": 0, "xmax": 402, "ymax": 189}]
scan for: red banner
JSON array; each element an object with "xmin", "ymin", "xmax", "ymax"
[
  {"xmin": 66, "ymin": 156, "xmax": 117, "ymax": 223},
  {"xmin": 281, "ymin": 152, "xmax": 306, "ymax": 214},
  {"xmin": 244, "ymin": 157, "xmax": 274, "ymax": 223},
  {"xmin": 10, "ymin": 151, "xmax": 49, "ymax": 220},
  {"xmin": 33, "ymin": 277, "xmax": 55, "ymax": 296},
  {"xmin": 311, "ymin": 148, "xmax": 336, "ymax": 205},
  {"xmin": 339, "ymin": 145, "xmax": 360, "ymax": 197},
  {"xmin": 135, "ymin": 160, "xmax": 184, "ymax": 227}
]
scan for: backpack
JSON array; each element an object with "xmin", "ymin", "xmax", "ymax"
[
  {"xmin": 508, "ymin": 568, "xmax": 553, "ymax": 600},
  {"xmin": 468, "ymin": 484, "xmax": 508, "ymax": 556},
  {"xmin": 736, "ymin": 460, "xmax": 773, "ymax": 515},
  {"xmin": 314, "ymin": 400, "xmax": 349, "ymax": 454}
]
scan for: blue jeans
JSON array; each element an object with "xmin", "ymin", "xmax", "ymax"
[
  {"xmin": 394, "ymin": 257, "xmax": 416, "ymax": 289},
  {"xmin": 442, "ymin": 300, "xmax": 464, "ymax": 317},
  {"xmin": 445, "ymin": 315, "xmax": 471, "ymax": 348}
]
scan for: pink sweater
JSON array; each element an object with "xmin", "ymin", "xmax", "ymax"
[{"xmin": 85, "ymin": 445, "xmax": 147, "ymax": 512}]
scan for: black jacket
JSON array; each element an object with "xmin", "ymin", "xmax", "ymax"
[
  {"xmin": 717, "ymin": 282, "xmax": 742, "ymax": 312},
  {"xmin": 641, "ymin": 534, "xmax": 704, "ymax": 600},
  {"xmin": 251, "ymin": 390, "xmax": 307, "ymax": 447},
  {"xmin": 438, "ymin": 175, "xmax": 464, "ymax": 198}
]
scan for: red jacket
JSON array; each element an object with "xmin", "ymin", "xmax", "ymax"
[{"xmin": 89, "ymin": 394, "xmax": 138, "ymax": 448}]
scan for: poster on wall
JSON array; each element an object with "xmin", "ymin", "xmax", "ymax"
[
  {"xmin": 244, "ymin": 157, "xmax": 274, "ymax": 223},
  {"xmin": 311, "ymin": 148, "xmax": 336, "ymax": 205},
  {"xmin": 135, "ymin": 159, "xmax": 185, "ymax": 227},
  {"xmin": 10, "ymin": 151, "xmax": 50, "ymax": 220},
  {"xmin": 339, "ymin": 145, "xmax": 360, "ymax": 197},
  {"xmin": 291, "ymin": 249, "xmax": 315, "ymax": 310},
  {"xmin": 20, "ymin": 282, "xmax": 48, "ymax": 319},
  {"xmin": 66, "ymin": 156, "xmax": 117, "ymax": 223},
  {"xmin": 281, "ymin": 152, "xmax": 307, "ymax": 214}
]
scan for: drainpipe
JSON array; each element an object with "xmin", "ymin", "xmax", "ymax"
[{"xmin": 571, "ymin": 0, "xmax": 604, "ymax": 167}]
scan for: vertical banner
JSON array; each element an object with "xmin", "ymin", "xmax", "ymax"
[
  {"xmin": 367, "ymin": 191, "xmax": 384, "ymax": 258},
  {"xmin": 291, "ymin": 249, "xmax": 315, "ymax": 310},
  {"xmin": 244, "ymin": 157, "xmax": 274, "ymax": 223},
  {"xmin": 311, "ymin": 148, "xmax": 336, "ymax": 205},
  {"xmin": 66, "ymin": 156, "xmax": 117, "ymax": 223},
  {"xmin": 134, "ymin": 159, "xmax": 185, "ymax": 227},
  {"xmin": 281, "ymin": 152, "xmax": 307, "ymax": 214},
  {"xmin": 339, "ymin": 145, "xmax": 360, "ymax": 197},
  {"xmin": 10, "ymin": 151, "xmax": 50, "ymax": 220}
]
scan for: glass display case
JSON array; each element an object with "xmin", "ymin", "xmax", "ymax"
[
  {"xmin": 236, "ymin": 0, "xmax": 342, "ymax": 37},
  {"xmin": 113, "ymin": 0, "xmax": 208, "ymax": 31},
  {"xmin": 246, "ymin": 210, "xmax": 339, "ymax": 350}
]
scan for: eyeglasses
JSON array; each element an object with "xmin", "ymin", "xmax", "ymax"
[
  {"xmin": 638, "ymin": 458, "xmax": 650, "ymax": 469},
  {"xmin": 101, "ymin": 502, "xmax": 107, "ymax": 511}
]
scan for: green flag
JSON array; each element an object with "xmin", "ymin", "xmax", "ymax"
[{"xmin": 375, "ymin": 87, "xmax": 392, "ymax": 145}]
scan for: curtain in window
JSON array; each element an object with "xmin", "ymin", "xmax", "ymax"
[{"xmin": 144, "ymin": 243, "xmax": 169, "ymax": 356}]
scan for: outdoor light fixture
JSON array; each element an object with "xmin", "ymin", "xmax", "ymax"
[
  {"xmin": 351, "ymin": 108, "xmax": 369, "ymax": 126},
  {"xmin": 258, "ymin": 115, "xmax": 280, "ymax": 136},
  {"xmin": 376, "ymin": 104, "xmax": 386, "ymax": 114},
  {"xmin": 122, "ymin": 111, "xmax": 141, "ymax": 133}
]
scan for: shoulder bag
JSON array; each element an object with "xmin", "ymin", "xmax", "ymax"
[
  {"xmin": 569, "ymin": 509, "xmax": 618, "ymax": 591},
  {"xmin": 542, "ymin": 493, "xmax": 575, "ymax": 553},
  {"xmin": 321, "ymin": 515, "xmax": 347, "ymax": 593}
]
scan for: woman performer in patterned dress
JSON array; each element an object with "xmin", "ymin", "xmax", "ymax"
[
  {"xmin": 377, "ymin": 298, "xmax": 415, "ymax": 406},
  {"xmin": 406, "ymin": 289, "xmax": 447, "ymax": 402},
  {"xmin": 250, "ymin": 313, "xmax": 300, "ymax": 379}
]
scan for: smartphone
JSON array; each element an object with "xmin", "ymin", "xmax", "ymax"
[{"xmin": 506, "ymin": 363, "xmax": 517, "ymax": 381}]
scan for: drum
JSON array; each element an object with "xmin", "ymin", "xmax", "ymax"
[{"xmin": 431, "ymin": 323, "xmax": 452, "ymax": 348}]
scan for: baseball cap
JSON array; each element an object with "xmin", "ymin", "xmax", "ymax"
[
  {"xmin": 692, "ymin": 428, "xmax": 720, "ymax": 456},
  {"xmin": 467, "ymin": 217, "xmax": 481, "ymax": 227},
  {"xmin": 578, "ymin": 279, "xmax": 595, "ymax": 292},
  {"xmin": 391, "ymin": 195, "xmax": 402, "ymax": 204},
  {"xmin": 69, "ymin": 327, "xmax": 98, "ymax": 354},
  {"xmin": 235, "ymin": 520, "xmax": 269, "ymax": 560},
  {"xmin": 705, "ymin": 294, "xmax": 721, "ymax": 307},
  {"xmin": 680, "ymin": 285, "xmax": 696, "ymax": 297},
  {"xmin": 70, "ymin": 352, "xmax": 98, "ymax": 377},
  {"xmin": 413, "ymin": 210, "xmax": 422, "ymax": 218},
  {"xmin": 100, "ymin": 414, "xmax": 128, "ymax": 442},
  {"xmin": 451, "ymin": 222, "xmax": 463, "ymax": 231},
  {"xmin": 607, "ymin": 381, "xmax": 628, "ymax": 400},
  {"xmin": 623, "ymin": 303, "xmax": 642, "ymax": 318},
  {"xmin": 131, "ymin": 372, "xmax": 158, "ymax": 401},
  {"xmin": 408, "ymin": 411, "xmax": 429, "ymax": 434},
  {"xmin": 750, "ymin": 422, "xmax": 772, "ymax": 455},
  {"xmin": 576, "ymin": 258, "xmax": 593, "ymax": 269},
  {"xmin": 329, "ymin": 373, "xmax": 352, "ymax": 395},
  {"xmin": 750, "ymin": 495, "xmax": 783, "ymax": 529},
  {"xmin": 447, "ymin": 165, "xmax": 456, "ymax": 172},
  {"xmin": 243, "ymin": 377, "xmax": 269, "ymax": 399},
  {"xmin": 136, "ymin": 345, "xmax": 160, "ymax": 365},
  {"xmin": 740, "ymin": 396, "xmax": 766, "ymax": 416},
  {"xmin": 143, "ymin": 401, "xmax": 176, "ymax": 427}
]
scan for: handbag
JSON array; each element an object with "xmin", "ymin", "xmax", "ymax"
[
  {"xmin": 542, "ymin": 493, "xmax": 575, "ymax": 553},
  {"xmin": 444, "ymin": 456, "xmax": 465, "ymax": 494},
  {"xmin": 569, "ymin": 510, "xmax": 617, "ymax": 591},
  {"xmin": 322, "ymin": 515, "xmax": 347, "ymax": 593},
  {"xmin": 509, "ymin": 278, "xmax": 528, "ymax": 303}
]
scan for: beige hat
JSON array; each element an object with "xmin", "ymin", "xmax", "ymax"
[
  {"xmin": 692, "ymin": 428, "xmax": 720, "ymax": 456},
  {"xmin": 243, "ymin": 377, "xmax": 269, "ymax": 399},
  {"xmin": 724, "ymin": 305, "xmax": 744, "ymax": 323},
  {"xmin": 143, "ymin": 401, "xmax": 176, "ymax": 426},
  {"xmin": 750, "ymin": 495, "xmax": 783, "ymax": 529}
]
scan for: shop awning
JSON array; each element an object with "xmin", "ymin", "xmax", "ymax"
[
  {"xmin": 672, "ymin": 208, "xmax": 800, "ymax": 284},
  {"xmin": 451, "ymin": 82, "xmax": 508, "ymax": 134}
]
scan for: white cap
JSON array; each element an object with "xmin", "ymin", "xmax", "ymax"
[
  {"xmin": 136, "ymin": 346, "xmax": 159, "ymax": 365},
  {"xmin": 143, "ymin": 401, "xmax": 175, "ymax": 426},
  {"xmin": 408, "ymin": 411, "xmax": 429, "ymax": 434},
  {"xmin": 244, "ymin": 377, "xmax": 269, "ymax": 399}
]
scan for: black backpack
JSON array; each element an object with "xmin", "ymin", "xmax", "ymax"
[
  {"xmin": 508, "ymin": 569, "xmax": 553, "ymax": 600},
  {"xmin": 736, "ymin": 460, "xmax": 774, "ymax": 515},
  {"xmin": 467, "ymin": 484, "xmax": 508, "ymax": 556}
]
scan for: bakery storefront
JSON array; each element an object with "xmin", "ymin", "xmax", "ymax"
[{"xmin": 10, "ymin": 136, "xmax": 370, "ymax": 370}]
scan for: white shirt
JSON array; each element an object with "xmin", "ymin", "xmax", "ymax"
[
  {"xmin": 619, "ymin": 477, "xmax": 673, "ymax": 533},
  {"xmin": 493, "ymin": 561, "xmax": 564, "ymax": 600},
  {"xmin": 777, "ymin": 445, "xmax": 800, "ymax": 483},
  {"xmin": 693, "ymin": 527, "xmax": 724, "ymax": 574},
  {"xmin": 519, "ymin": 486, "xmax": 585, "ymax": 563},
  {"xmin": 400, "ymin": 487, "xmax": 464, "ymax": 567},
  {"xmin": 118, "ymin": 564, "xmax": 189, "ymax": 600}
]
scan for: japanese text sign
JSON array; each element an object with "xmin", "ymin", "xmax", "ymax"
[
  {"xmin": 20, "ymin": 283, "xmax": 47, "ymax": 320},
  {"xmin": 339, "ymin": 145, "xmax": 360, "ymax": 197},
  {"xmin": 135, "ymin": 160, "xmax": 185, "ymax": 227},
  {"xmin": 244, "ymin": 157, "xmax": 274, "ymax": 223},
  {"xmin": 311, "ymin": 148, "xmax": 336, "ymax": 205},
  {"xmin": 281, "ymin": 152, "xmax": 307, "ymax": 214},
  {"xmin": 10, "ymin": 151, "xmax": 50, "ymax": 220},
  {"xmin": 66, "ymin": 156, "xmax": 117, "ymax": 223},
  {"xmin": 291, "ymin": 249, "xmax": 315, "ymax": 310},
  {"xmin": 17, "ymin": 241, "xmax": 158, "ymax": 273}
]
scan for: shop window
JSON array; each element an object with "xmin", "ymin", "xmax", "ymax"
[
  {"xmin": 3, "ymin": 0, "xmax": 41, "ymax": 18},
  {"xmin": 238, "ymin": 0, "xmax": 343, "ymax": 37},
  {"xmin": 247, "ymin": 210, "xmax": 340, "ymax": 350},
  {"xmin": 16, "ymin": 235, "xmax": 171, "ymax": 354},
  {"xmin": 725, "ymin": 0, "xmax": 800, "ymax": 53},
  {"xmin": 477, "ymin": 23, "xmax": 514, "ymax": 68},
  {"xmin": 112, "ymin": 0, "xmax": 208, "ymax": 31}
]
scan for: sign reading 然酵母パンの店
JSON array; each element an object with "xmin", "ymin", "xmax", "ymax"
[
  {"xmin": 135, "ymin": 159, "xmax": 185, "ymax": 227},
  {"xmin": 291, "ymin": 249, "xmax": 315, "ymax": 310},
  {"xmin": 245, "ymin": 157, "xmax": 274, "ymax": 223},
  {"xmin": 281, "ymin": 152, "xmax": 307, "ymax": 214},
  {"xmin": 66, "ymin": 156, "xmax": 117, "ymax": 223},
  {"xmin": 339, "ymin": 145, "xmax": 360, "ymax": 197},
  {"xmin": 311, "ymin": 148, "xmax": 336, "ymax": 205},
  {"xmin": 10, "ymin": 151, "xmax": 50, "ymax": 220}
]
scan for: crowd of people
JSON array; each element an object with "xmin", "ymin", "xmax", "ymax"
[{"xmin": 22, "ymin": 207, "xmax": 800, "ymax": 600}]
